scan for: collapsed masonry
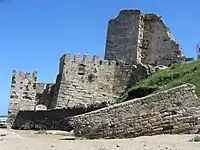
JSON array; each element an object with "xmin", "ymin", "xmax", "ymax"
[{"xmin": 8, "ymin": 9, "xmax": 185, "ymax": 130}]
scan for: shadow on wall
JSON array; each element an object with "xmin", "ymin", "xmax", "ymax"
[{"xmin": 12, "ymin": 103, "xmax": 109, "ymax": 131}]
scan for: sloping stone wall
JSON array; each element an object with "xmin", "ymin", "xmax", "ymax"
[{"xmin": 69, "ymin": 84, "xmax": 200, "ymax": 139}]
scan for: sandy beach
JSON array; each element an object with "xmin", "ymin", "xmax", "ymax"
[{"xmin": 0, "ymin": 128, "xmax": 199, "ymax": 150}]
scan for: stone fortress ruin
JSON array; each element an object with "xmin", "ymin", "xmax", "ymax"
[{"xmin": 7, "ymin": 10, "xmax": 200, "ymax": 138}]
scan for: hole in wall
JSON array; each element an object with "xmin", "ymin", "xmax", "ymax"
[
  {"xmin": 78, "ymin": 64, "xmax": 86, "ymax": 75},
  {"xmin": 12, "ymin": 77, "xmax": 16, "ymax": 84},
  {"xmin": 10, "ymin": 95, "xmax": 18, "ymax": 99},
  {"xmin": 171, "ymin": 110, "xmax": 177, "ymax": 115},
  {"xmin": 163, "ymin": 125, "xmax": 174, "ymax": 130},
  {"xmin": 33, "ymin": 83, "xmax": 36, "ymax": 89},
  {"xmin": 22, "ymin": 96, "xmax": 32, "ymax": 100},
  {"xmin": 94, "ymin": 68, "xmax": 97, "ymax": 73},
  {"xmin": 88, "ymin": 74, "xmax": 96, "ymax": 82},
  {"xmin": 100, "ymin": 60, "xmax": 103, "ymax": 65},
  {"xmin": 141, "ymin": 101, "xmax": 145, "ymax": 105}
]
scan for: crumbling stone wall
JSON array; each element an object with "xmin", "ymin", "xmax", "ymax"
[
  {"xmin": 55, "ymin": 53, "xmax": 135, "ymax": 109},
  {"xmin": 140, "ymin": 14, "xmax": 183, "ymax": 66},
  {"xmin": 70, "ymin": 84, "xmax": 200, "ymax": 139},
  {"xmin": 36, "ymin": 83, "xmax": 54, "ymax": 108},
  {"xmin": 7, "ymin": 70, "xmax": 37, "ymax": 126},
  {"xmin": 105, "ymin": 10, "xmax": 183, "ymax": 66},
  {"xmin": 7, "ymin": 71, "xmax": 56, "ymax": 126}
]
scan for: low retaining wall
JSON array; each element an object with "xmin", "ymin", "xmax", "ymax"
[
  {"xmin": 69, "ymin": 84, "xmax": 200, "ymax": 139},
  {"xmin": 12, "ymin": 104, "xmax": 108, "ymax": 131}
]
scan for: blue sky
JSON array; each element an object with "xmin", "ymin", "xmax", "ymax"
[{"xmin": 0, "ymin": 0, "xmax": 199, "ymax": 115}]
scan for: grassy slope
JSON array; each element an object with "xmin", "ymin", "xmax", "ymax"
[{"xmin": 119, "ymin": 60, "xmax": 200, "ymax": 102}]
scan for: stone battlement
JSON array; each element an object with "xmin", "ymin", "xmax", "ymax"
[
  {"xmin": 12, "ymin": 69, "xmax": 37, "ymax": 79},
  {"xmin": 59, "ymin": 53, "xmax": 132, "ymax": 75},
  {"xmin": 60, "ymin": 53, "xmax": 130, "ymax": 66}
]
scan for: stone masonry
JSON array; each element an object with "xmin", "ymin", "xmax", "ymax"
[
  {"xmin": 7, "ymin": 70, "xmax": 55, "ymax": 126},
  {"xmin": 8, "ymin": 9, "xmax": 185, "ymax": 127},
  {"xmin": 7, "ymin": 70, "xmax": 37, "ymax": 126},
  {"xmin": 55, "ymin": 53, "xmax": 137, "ymax": 109},
  {"xmin": 105, "ymin": 10, "xmax": 184, "ymax": 66},
  {"xmin": 69, "ymin": 84, "xmax": 200, "ymax": 139}
]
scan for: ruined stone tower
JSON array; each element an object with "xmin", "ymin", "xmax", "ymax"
[
  {"xmin": 105, "ymin": 10, "xmax": 183, "ymax": 66},
  {"xmin": 54, "ymin": 53, "xmax": 134, "ymax": 109},
  {"xmin": 7, "ymin": 70, "xmax": 37, "ymax": 126}
]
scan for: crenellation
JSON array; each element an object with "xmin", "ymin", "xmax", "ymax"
[
  {"xmin": 82, "ymin": 54, "xmax": 90, "ymax": 63},
  {"xmin": 99, "ymin": 60, "xmax": 109, "ymax": 65},
  {"xmin": 64, "ymin": 53, "xmax": 71, "ymax": 62},
  {"xmin": 32, "ymin": 71, "xmax": 37, "ymax": 78},
  {"xmin": 92, "ymin": 55, "xmax": 100, "ymax": 63},
  {"xmin": 74, "ymin": 53, "xmax": 81, "ymax": 62},
  {"xmin": 12, "ymin": 70, "xmax": 36, "ymax": 79}
]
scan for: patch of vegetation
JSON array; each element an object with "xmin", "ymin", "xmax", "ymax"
[
  {"xmin": 35, "ymin": 130, "xmax": 47, "ymax": 134},
  {"xmin": 189, "ymin": 136, "xmax": 200, "ymax": 142},
  {"xmin": 34, "ymin": 130, "xmax": 73, "ymax": 136},
  {"xmin": 119, "ymin": 60, "xmax": 200, "ymax": 102},
  {"xmin": 52, "ymin": 132, "xmax": 73, "ymax": 136},
  {"xmin": 193, "ymin": 136, "xmax": 200, "ymax": 142}
]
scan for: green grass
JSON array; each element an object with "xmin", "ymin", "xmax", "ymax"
[{"xmin": 118, "ymin": 60, "xmax": 200, "ymax": 102}]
